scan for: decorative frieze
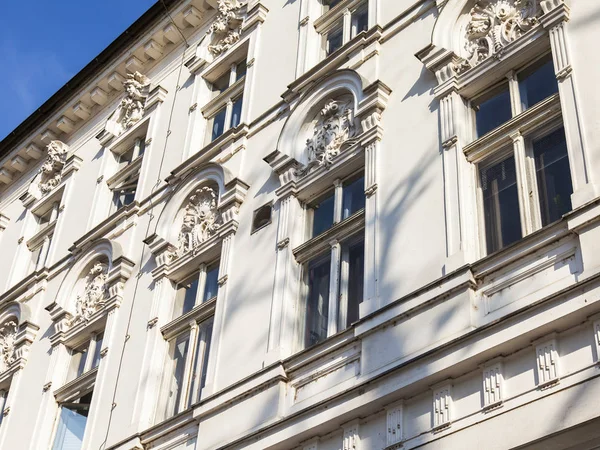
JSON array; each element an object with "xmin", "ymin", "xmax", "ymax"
[
  {"xmin": 296, "ymin": 99, "xmax": 357, "ymax": 176},
  {"xmin": 462, "ymin": 0, "xmax": 543, "ymax": 70},
  {"xmin": 105, "ymin": 72, "xmax": 151, "ymax": 137},
  {"xmin": 176, "ymin": 186, "xmax": 222, "ymax": 256},
  {"xmin": 207, "ymin": 0, "xmax": 246, "ymax": 56},
  {"xmin": 70, "ymin": 263, "xmax": 109, "ymax": 325},
  {"xmin": 0, "ymin": 321, "xmax": 17, "ymax": 373},
  {"xmin": 482, "ymin": 359, "xmax": 504, "ymax": 409},
  {"xmin": 38, "ymin": 140, "xmax": 69, "ymax": 195}
]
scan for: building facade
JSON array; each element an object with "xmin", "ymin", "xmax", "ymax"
[{"xmin": 0, "ymin": 0, "xmax": 599, "ymax": 448}]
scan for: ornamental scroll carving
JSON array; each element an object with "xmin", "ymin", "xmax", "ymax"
[
  {"xmin": 38, "ymin": 140, "xmax": 69, "ymax": 195},
  {"xmin": 460, "ymin": 0, "xmax": 542, "ymax": 70},
  {"xmin": 106, "ymin": 72, "xmax": 150, "ymax": 136},
  {"xmin": 296, "ymin": 99, "xmax": 357, "ymax": 176},
  {"xmin": 0, "ymin": 321, "xmax": 17, "ymax": 373},
  {"xmin": 207, "ymin": 0, "xmax": 246, "ymax": 56},
  {"xmin": 70, "ymin": 263, "xmax": 109, "ymax": 325},
  {"xmin": 175, "ymin": 187, "xmax": 222, "ymax": 256}
]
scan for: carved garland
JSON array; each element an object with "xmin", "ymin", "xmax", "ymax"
[
  {"xmin": 70, "ymin": 263, "xmax": 109, "ymax": 325},
  {"xmin": 175, "ymin": 186, "xmax": 222, "ymax": 256},
  {"xmin": 0, "ymin": 321, "xmax": 17, "ymax": 373},
  {"xmin": 296, "ymin": 99, "xmax": 357, "ymax": 176},
  {"xmin": 38, "ymin": 140, "xmax": 69, "ymax": 195},
  {"xmin": 460, "ymin": 0, "xmax": 542, "ymax": 71},
  {"xmin": 207, "ymin": 0, "xmax": 246, "ymax": 56},
  {"xmin": 106, "ymin": 72, "xmax": 151, "ymax": 136}
]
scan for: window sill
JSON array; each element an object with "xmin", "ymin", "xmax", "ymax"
[
  {"xmin": 463, "ymin": 93, "xmax": 561, "ymax": 162},
  {"xmin": 293, "ymin": 209, "xmax": 364, "ymax": 264}
]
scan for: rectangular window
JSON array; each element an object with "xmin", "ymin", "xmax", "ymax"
[
  {"xmin": 230, "ymin": 96, "xmax": 243, "ymax": 129},
  {"xmin": 112, "ymin": 185, "xmax": 136, "ymax": 211},
  {"xmin": 51, "ymin": 391, "xmax": 93, "ymax": 450},
  {"xmin": 202, "ymin": 266, "xmax": 219, "ymax": 303},
  {"xmin": 320, "ymin": 0, "xmax": 369, "ymax": 58},
  {"xmin": 533, "ymin": 127, "xmax": 573, "ymax": 226},
  {"xmin": 519, "ymin": 57, "xmax": 558, "ymax": 110},
  {"xmin": 351, "ymin": 3, "xmax": 369, "ymax": 38},
  {"xmin": 164, "ymin": 333, "xmax": 190, "ymax": 419},
  {"xmin": 474, "ymin": 85, "xmax": 512, "ymax": 138},
  {"xmin": 68, "ymin": 334, "xmax": 103, "ymax": 381},
  {"xmin": 325, "ymin": 21, "xmax": 344, "ymax": 56},
  {"xmin": 344, "ymin": 240, "xmax": 364, "ymax": 327},
  {"xmin": 312, "ymin": 192, "xmax": 335, "ymax": 237},
  {"xmin": 174, "ymin": 276, "xmax": 200, "ymax": 318},
  {"xmin": 305, "ymin": 256, "xmax": 331, "ymax": 348},
  {"xmin": 173, "ymin": 264, "xmax": 220, "ymax": 319},
  {"xmin": 342, "ymin": 175, "xmax": 365, "ymax": 219},
  {"xmin": 188, "ymin": 318, "xmax": 214, "ymax": 406},
  {"xmin": 211, "ymin": 107, "xmax": 227, "ymax": 141},
  {"xmin": 480, "ymin": 154, "xmax": 522, "ymax": 254}
]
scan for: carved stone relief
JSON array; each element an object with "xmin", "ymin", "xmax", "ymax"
[
  {"xmin": 296, "ymin": 99, "xmax": 357, "ymax": 176},
  {"xmin": 0, "ymin": 321, "xmax": 17, "ymax": 373},
  {"xmin": 461, "ymin": 0, "xmax": 542, "ymax": 70},
  {"xmin": 70, "ymin": 263, "xmax": 109, "ymax": 325},
  {"xmin": 106, "ymin": 72, "xmax": 150, "ymax": 136},
  {"xmin": 38, "ymin": 140, "xmax": 69, "ymax": 195},
  {"xmin": 207, "ymin": 0, "xmax": 246, "ymax": 56},
  {"xmin": 175, "ymin": 186, "xmax": 222, "ymax": 256}
]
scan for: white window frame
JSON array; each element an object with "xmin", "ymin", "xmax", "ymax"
[
  {"xmin": 463, "ymin": 53, "xmax": 571, "ymax": 256},
  {"xmin": 27, "ymin": 200, "xmax": 61, "ymax": 274},
  {"xmin": 315, "ymin": 0, "xmax": 369, "ymax": 58},
  {"xmin": 106, "ymin": 136, "xmax": 145, "ymax": 215},
  {"xmin": 67, "ymin": 332, "xmax": 104, "ymax": 383},
  {"xmin": 294, "ymin": 171, "xmax": 366, "ymax": 349},
  {"xmin": 201, "ymin": 60, "xmax": 247, "ymax": 145}
]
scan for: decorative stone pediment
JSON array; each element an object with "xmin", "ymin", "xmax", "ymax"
[
  {"xmin": 296, "ymin": 99, "xmax": 358, "ymax": 176},
  {"xmin": 176, "ymin": 186, "xmax": 222, "ymax": 256},
  {"xmin": 38, "ymin": 140, "xmax": 69, "ymax": 195},
  {"xmin": 461, "ymin": 0, "xmax": 542, "ymax": 70},
  {"xmin": 69, "ymin": 263, "xmax": 109, "ymax": 325},
  {"xmin": 0, "ymin": 321, "xmax": 17, "ymax": 373},
  {"xmin": 106, "ymin": 72, "xmax": 151, "ymax": 137},
  {"xmin": 207, "ymin": 0, "xmax": 246, "ymax": 56}
]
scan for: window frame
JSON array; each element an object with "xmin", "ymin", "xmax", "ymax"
[
  {"xmin": 465, "ymin": 53, "xmax": 571, "ymax": 256},
  {"xmin": 106, "ymin": 136, "xmax": 145, "ymax": 214},
  {"xmin": 315, "ymin": 0, "xmax": 369, "ymax": 58}
]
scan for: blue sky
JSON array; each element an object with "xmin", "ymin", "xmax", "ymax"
[{"xmin": 0, "ymin": 1, "xmax": 156, "ymax": 140}]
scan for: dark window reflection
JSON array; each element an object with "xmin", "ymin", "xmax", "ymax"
[
  {"xmin": 519, "ymin": 59, "xmax": 558, "ymax": 110},
  {"xmin": 230, "ymin": 96, "xmax": 243, "ymax": 129},
  {"xmin": 326, "ymin": 23, "xmax": 343, "ymax": 55},
  {"xmin": 203, "ymin": 266, "xmax": 219, "ymax": 302},
  {"xmin": 351, "ymin": 4, "xmax": 369, "ymax": 37},
  {"xmin": 480, "ymin": 154, "xmax": 522, "ymax": 254},
  {"xmin": 533, "ymin": 127, "xmax": 573, "ymax": 225},
  {"xmin": 312, "ymin": 193, "xmax": 335, "ymax": 237},
  {"xmin": 346, "ymin": 240, "xmax": 364, "ymax": 328},
  {"xmin": 305, "ymin": 257, "xmax": 331, "ymax": 348},
  {"xmin": 342, "ymin": 176, "xmax": 365, "ymax": 219},
  {"xmin": 211, "ymin": 107, "xmax": 227, "ymax": 141},
  {"xmin": 475, "ymin": 86, "xmax": 512, "ymax": 138}
]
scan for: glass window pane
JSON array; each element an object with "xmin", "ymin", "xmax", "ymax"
[
  {"xmin": 342, "ymin": 176, "xmax": 365, "ymax": 220},
  {"xmin": 326, "ymin": 22, "xmax": 344, "ymax": 55},
  {"xmin": 305, "ymin": 257, "xmax": 331, "ymax": 348},
  {"xmin": 211, "ymin": 107, "xmax": 227, "ymax": 141},
  {"xmin": 174, "ymin": 276, "xmax": 199, "ymax": 318},
  {"xmin": 112, "ymin": 188, "xmax": 136, "ymax": 211},
  {"xmin": 236, "ymin": 60, "xmax": 247, "ymax": 81},
  {"xmin": 202, "ymin": 266, "xmax": 219, "ymax": 303},
  {"xmin": 475, "ymin": 86, "xmax": 512, "ymax": 137},
  {"xmin": 519, "ymin": 58, "xmax": 558, "ymax": 110},
  {"xmin": 69, "ymin": 346, "xmax": 88, "ymax": 380},
  {"xmin": 533, "ymin": 127, "xmax": 573, "ymax": 226},
  {"xmin": 480, "ymin": 154, "xmax": 522, "ymax": 254},
  {"xmin": 212, "ymin": 71, "xmax": 230, "ymax": 93},
  {"xmin": 230, "ymin": 96, "xmax": 243, "ymax": 129},
  {"xmin": 351, "ymin": 3, "xmax": 369, "ymax": 38},
  {"xmin": 324, "ymin": 0, "xmax": 343, "ymax": 11},
  {"xmin": 189, "ymin": 318, "xmax": 214, "ymax": 406},
  {"xmin": 165, "ymin": 335, "xmax": 189, "ymax": 418},
  {"xmin": 51, "ymin": 393, "xmax": 92, "ymax": 450},
  {"xmin": 91, "ymin": 335, "xmax": 103, "ymax": 370},
  {"xmin": 346, "ymin": 240, "xmax": 364, "ymax": 328},
  {"xmin": 312, "ymin": 192, "xmax": 335, "ymax": 237}
]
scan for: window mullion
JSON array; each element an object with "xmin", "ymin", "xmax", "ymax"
[
  {"xmin": 507, "ymin": 71, "xmax": 523, "ymax": 117},
  {"xmin": 224, "ymin": 99, "xmax": 234, "ymax": 132},
  {"xmin": 333, "ymin": 179, "xmax": 343, "ymax": 224},
  {"xmin": 195, "ymin": 264, "xmax": 207, "ymax": 307},
  {"xmin": 343, "ymin": 9, "xmax": 352, "ymax": 44},
  {"xmin": 327, "ymin": 240, "xmax": 341, "ymax": 337},
  {"xmin": 511, "ymin": 131, "xmax": 536, "ymax": 236},
  {"xmin": 83, "ymin": 336, "xmax": 97, "ymax": 374},
  {"xmin": 338, "ymin": 244, "xmax": 350, "ymax": 331}
]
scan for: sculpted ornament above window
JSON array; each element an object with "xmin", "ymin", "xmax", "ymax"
[
  {"xmin": 297, "ymin": 99, "xmax": 357, "ymax": 176},
  {"xmin": 207, "ymin": 0, "xmax": 246, "ymax": 56},
  {"xmin": 176, "ymin": 187, "xmax": 222, "ymax": 256},
  {"xmin": 461, "ymin": 0, "xmax": 542, "ymax": 70},
  {"xmin": 70, "ymin": 263, "xmax": 109, "ymax": 325},
  {"xmin": 38, "ymin": 140, "xmax": 69, "ymax": 195},
  {"xmin": 0, "ymin": 321, "xmax": 17, "ymax": 373},
  {"xmin": 106, "ymin": 72, "xmax": 151, "ymax": 136}
]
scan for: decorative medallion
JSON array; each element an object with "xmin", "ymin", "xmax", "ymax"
[
  {"xmin": 176, "ymin": 187, "xmax": 222, "ymax": 256},
  {"xmin": 207, "ymin": 0, "xmax": 246, "ymax": 56},
  {"xmin": 462, "ymin": 0, "xmax": 542, "ymax": 69},
  {"xmin": 38, "ymin": 140, "xmax": 69, "ymax": 195},
  {"xmin": 0, "ymin": 321, "xmax": 17, "ymax": 373},
  {"xmin": 296, "ymin": 99, "xmax": 357, "ymax": 176},
  {"xmin": 71, "ymin": 263, "xmax": 109, "ymax": 325},
  {"xmin": 106, "ymin": 72, "xmax": 150, "ymax": 136}
]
